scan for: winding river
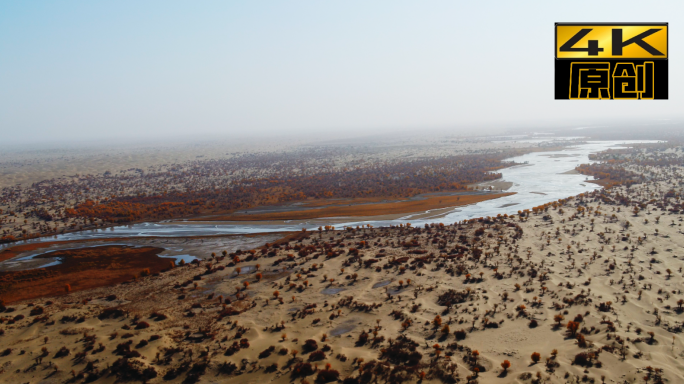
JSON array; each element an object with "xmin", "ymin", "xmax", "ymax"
[{"xmin": 5, "ymin": 140, "xmax": 656, "ymax": 245}]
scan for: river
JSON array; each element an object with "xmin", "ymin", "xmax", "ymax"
[{"xmin": 5, "ymin": 140, "xmax": 656, "ymax": 244}]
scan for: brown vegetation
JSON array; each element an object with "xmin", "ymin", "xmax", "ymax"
[
  {"xmin": 205, "ymin": 192, "xmax": 515, "ymax": 222},
  {"xmin": 0, "ymin": 245, "xmax": 167, "ymax": 303},
  {"xmin": 1, "ymin": 149, "xmax": 526, "ymax": 242}
]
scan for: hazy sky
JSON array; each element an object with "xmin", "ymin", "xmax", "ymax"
[{"xmin": 1, "ymin": 1, "xmax": 681, "ymax": 143}]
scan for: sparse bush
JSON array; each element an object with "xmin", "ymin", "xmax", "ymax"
[
  {"xmin": 309, "ymin": 350, "xmax": 326, "ymax": 361},
  {"xmin": 379, "ymin": 335, "xmax": 422, "ymax": 366},
  {"xmin": 259, "ymin": 346, "xmax": 276, "ymax": 359},
  {"xmin": 303, "ymin": 339, "xmax": 318, "ymax": 352},
  {"xmin": 135, "ymin": 321, "xmax": 150, "ymax": 329},
  {"xmin": 531, "ymin": 352, "xmax": 541, "ymax": 364},
  {"xmin": 317, "ymin": 368, "xmax": 340, "ymax": 382},
  {"xmin": 55, "ymin": 346, "xmax": 70, "ymax": 358},
  {"xmin": 454, "ymin": 329, "xmax": 467, "ymax": 340},
  {"xmin": 291, "ymin": 362, "xmax": 315, "ymax": 378},
  {"xmin": 98, "ymin": 308, "xmax": 126, "ymax": 320}
]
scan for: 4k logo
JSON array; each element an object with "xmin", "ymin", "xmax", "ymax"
[
  {"xmin": 556, "ymin": 24, "xmax": 667, "ymax": 58},
  {"xmin": 555, "ymin": 23, "xmax": 667, "ymax": 100}
]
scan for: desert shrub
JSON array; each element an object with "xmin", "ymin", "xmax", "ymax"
[
  {"xmin": 454, "ymin": 329, "xmax": 467, "ymax": 340},
  {"xmin": 98, "ymin": 308, "xmax": 126, "ymax": 320},
  {"xmin": 573, "ymin": 352, "xmax": 589, "ymax": 366},
  {"xmin": 303, "ymin": 339, "xmax": 319, "ymax": 352},
  {"xmin": 55, "ymin": 346, "xmax": 70, "ymax": 358},
  {"xmin": 292, "ymin": 362, "xmax": 316, "ymax": 378},
  {"xmin": 185, "ymin": 362, "xmax": 208, "ymax": 383},
  {"xmin": 437, "ymin": 289, "xmax": 470, "ymax": 307},
  {"xmin": 259, "ymin": 346, "xmax": 276, "ymax": 359},
  {"xmin": 386, "ymin": 365, "xmax": 414, "ymax": 384},
  {"xmin": 59, "ymin": 328, "xmax": 80, "ymax": 336},
  {"xmin": 309, "ymin": 350, "xmax": 327, "ymax": 361},
  {"xmin": 317, "ymin": 369, "xmax": 340, "ymax": 383},
  {"xmin": 110, "ymin": 358, "xmax": 157, "ymax": 382},
  {"xmin": 218, "ymin": 362, "xmax": 238, "ymax": 375},
  {"xmin": 239, "ymin": 338, "xmax": 250, "ymax": 348},
  {"xmin": 115, "ymin": 340, "xmax": 133, "ymax": 355},
  {"xmin": 545, "ymin": 357, "xmax": 560, "ymax": 370},
  {"xmin": 163, "ymin": 361, "xmax": 191, "ymax": 380},
  {"xmin": 218, "ymin": 306, "xmax": 243, "ymax": 319},
  {"xmin": 531, "ymin": 352, "xmax": 541, "ymax": 363},
  {"xmin": 576, "ymin": 334, "xmax": 588, "ymax": 348},
  {"xmin": 379, "ymin": 335, "xmax": 422, "ymax": 366},
  {"xmin": 135, "ymin": 321, "xmax": 150, "ymax": 330},
  {"xmin": 572, "ymin": 351, "xmax": 600, "ymax": 367},
  {"xmin": 29, "ymin": 306, "xmax": 44, "ymax": 316},
  {"xmin": 357, "ymin": 332, "xmax": 369, "ymax": 345}
]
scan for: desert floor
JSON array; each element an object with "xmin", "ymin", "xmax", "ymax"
[{"xmin": 1, "ymin": 175, "xmax": 683, "ymax": 384}]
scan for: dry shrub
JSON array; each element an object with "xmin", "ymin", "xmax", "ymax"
[
  {"xmin": 379, "ymin": 335, "xmax": 422, "ymax": 366},
  {"xmin": 98, "ymin": 308, "xmax": 126, "ymax": 320},
  {"xmin": 54, "ymin": 346, "xmax": 70, "ymax": 358},
  {"xmin": 259, "ymin": 346, "xmax": 276, "ymax": 359},
  {"xmin": 303, "ymin": 339, "xmax": 319, "ymax": 352},
  {"xmin": 135, "ymin": 321, "xmax": 150, "ymax": 330},
  {"xmin": 317, "ymin": 368, "xmax": 340, "ymax": 383},
  {"xmin": 185, "ymin": 362, "xmax": 208, "ymax": 384},
  {"xmin": 291, "ymin": 362, "xmax": 316, "ymax": 378},
  {"xmin": 29, "ymin": 306, "xmax": 44, "ymax": 316},
  {"xmin": 437, "ymin": 290, "xmax": 470, "ymax": 307},
  {"xmin": 218, "ymin": 362, "xmax": 238, "ymax": 375},
  {"xmin": 309, "ymin": 350, "xmax": 327, "ymax": 361},
  {"xmin": 110, "ymin": 358, "xmax": 157, "ymax": 382},
  {"xmin": 453, "ymin": 329, "xmax": 467, "ymax": 340},
  {"xmin": 531, "ymin": 352, "xmax": 541, "ymax": 363}
]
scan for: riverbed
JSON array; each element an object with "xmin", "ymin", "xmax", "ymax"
[{"xmin": 2, "ymin": 140, "xmax": 656, "ymax": 244}]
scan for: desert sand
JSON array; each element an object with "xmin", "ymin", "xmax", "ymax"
[{"xmin": 0, "ymin": 140, "xmax": 682, "ymax": 384}]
